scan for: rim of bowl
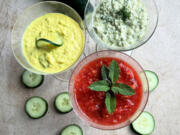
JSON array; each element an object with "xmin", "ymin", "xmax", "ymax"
[
  {"xmin": 11, "ymin": 1, "xmax": 86, "ymax": 75},
  {"xmin": 84, "ymin": 0, "xmax": 159, "ymax": 52},
  {"xmin": 69, "ymin": 50, "xmax": 149, "ymax": 130}
]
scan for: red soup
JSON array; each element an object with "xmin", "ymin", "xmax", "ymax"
[{"xmin": 74, "ymin": 57, "xmax": 142, "ymax": 125}]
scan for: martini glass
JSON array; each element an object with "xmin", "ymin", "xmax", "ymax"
[
  {"xmin": 11, "ymin": 1, "xmax": 85, "ymax": 81},
  {"xmin": 84, "ymin": 0, "xmax": 158, "ymax": 52}
]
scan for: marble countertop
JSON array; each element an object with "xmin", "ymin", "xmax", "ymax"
[{"xmin": 0, "ymin": 0, "xmax": 180, "ymax": 134}]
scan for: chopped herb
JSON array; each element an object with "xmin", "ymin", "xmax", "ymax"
[
  {"xmin": 116, "ymin": 6, "xmax": 131, "ymax": 22},
  {"xmin": 88, "ymin": 60, "xmax": 135, "ymax": 114}
]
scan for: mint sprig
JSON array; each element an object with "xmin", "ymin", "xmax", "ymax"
[
  {"xmin": 88, "ymin": 80, "xmax": 110, "ymax": 92},
  {"xmin": 109, "ymin": 60, "xmax": 120, "ymax": 83},
  {"xmin": 112, "ymin": 83, "xmax": 135, "ymax": 96},
  {"xmin": 88, "ymin": 60, "xmax": 136, "ymax": 114},
  {"xmin": 105, "ymin": 92, "xmax": 116, "ymax": 114},
  {"xmin": 101, "ymin": 65, "xmax": 109, "ymax": 81}
]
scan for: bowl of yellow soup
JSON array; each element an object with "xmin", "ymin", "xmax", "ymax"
[{"xmin": 11, "ymin": 1, "xmax": 85, "ymax": 75}]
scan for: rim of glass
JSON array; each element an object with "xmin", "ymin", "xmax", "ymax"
[
  {"xmin": 84, "ymin": 0, "xmax": 159, "ymax": 52},
  {"xmin": 69, "ymin": 50, "xmax": 149, "ymax": 130},
  {"xmin": 11, "ymin": 1, "xmax": 86, "ymax": 75}
]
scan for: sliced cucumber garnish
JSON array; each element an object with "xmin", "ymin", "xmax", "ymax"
[
  {"xmin": 36, "ymin": 38, "xmax": 63, "ymax": 48},
  {"xmin": 21, "ymin": 70, "xmax": 44, "ymax": 88},
  {"xmin": 132, "ymin": 111, "xmax": 155, "ymax": 135},
  {"xmin": 25, "ymin": 96, "xmax": 48, "ymax": 119},
  {"xmin": 60, "ymin": 124, "xmax": 83, "ymax": 135},
  {"xmin": 55, "ymin": 92, "xmax": 73, "ymax": 113},
  {"xmin": 145, "ymin": 70, "xmax": 159, "ymax": 92}
]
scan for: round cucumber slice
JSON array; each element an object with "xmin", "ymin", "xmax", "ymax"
[
  {"xmin": 60, "ymin": 124, "xmax": 83, "ymax": 135},
  {"xmin": 21, "ymin": 70, "xmax": 44, "ymax": 88},
  {"xmin": 145, "ymin": 70, "xmax": 159, "ymax": 92},
  {"xmin": 132, "ymin": 111, "xmax": 155, "ymax": 135},
  {"xmin": 55, "ymin": 92, "xmax": 73, "ymax": 113},
  {"xmin": 25, "ymin": 96, "xmax": 48, "ymax": 119}
]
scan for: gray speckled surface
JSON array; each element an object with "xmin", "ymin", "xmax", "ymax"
[{"xmin": 0, "ymin": 0, "xmax": 180, "ymax": 134}]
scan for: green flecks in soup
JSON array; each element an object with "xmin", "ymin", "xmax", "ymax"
[{"xmin": 93, "ymin": 0, "xmax": 149, "ymax": 48}]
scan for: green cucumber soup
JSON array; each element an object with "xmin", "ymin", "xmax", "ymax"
[{"xmin": 93, "ymin": 0, "xmax": 149, "ymax": 48}]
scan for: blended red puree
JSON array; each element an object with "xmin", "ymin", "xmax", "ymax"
[{"xmin": 74, "ymin": 57, "xmax": 142, "ymax": 125}]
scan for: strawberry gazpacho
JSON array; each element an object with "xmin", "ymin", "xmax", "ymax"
[{"xmin": 73, "ymin": 57, "xmax": 143, "ymax": 126}]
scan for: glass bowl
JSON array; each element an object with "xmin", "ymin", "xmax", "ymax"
[
  {"xmin": 69, "ymin": 50, "xmax": 149, "ymax": 130},
  {"xmin": 11, "ymin": 1, "xmax": 85, "ymax": 75},
  {"xmin": 84, "ymin": 0, "xmax": 158, "ymax": 51}
]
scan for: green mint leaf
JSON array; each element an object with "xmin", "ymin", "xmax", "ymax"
[
  {"xmin": 112, "ymin": 83, "xmax": 135, "ymax": 96},
  {"xmin": 101, "ymin": 65, "xmax": 109, "ymax": 80},
  {"xmin": 105, "ymin": 92, "xmax": 116, "ymax": 114},
  {"xmin": 109, "ymin": 60, "xmax": 120, "ymax": 83},
  {"xmin": 88, "ymin": 80, "xmax": 110, "ymax": 92}
]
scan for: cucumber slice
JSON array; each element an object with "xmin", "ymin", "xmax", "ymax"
[
  {"xmin": 145, "ymin": 70, "xmax": 159, "ymax": 92},
  {"xmin": 36, "ymin": 38, "xmax": 63, "ymax": 48},
  {"xmin": 60, "ymin": 124, "xmax": 83, "ymax": 135},
  {"xmin": 132, "ymin": 111, "xmax": 155, "ymax": 135},
  {"xmin": 55, "ymin": 92, "xmax": 73, "ymax": 113},
  {"xmin": 21, "ymin": 70, "xmax": 44, "ymax": 88},
  {"xmin": 25, "ymin": 96, "xmax": 48, "ymax": 119}
]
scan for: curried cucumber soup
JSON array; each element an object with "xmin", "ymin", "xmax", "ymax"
[{"xmin": 23, "ymin": 13, "xmax": 84, "ymax": 74}]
